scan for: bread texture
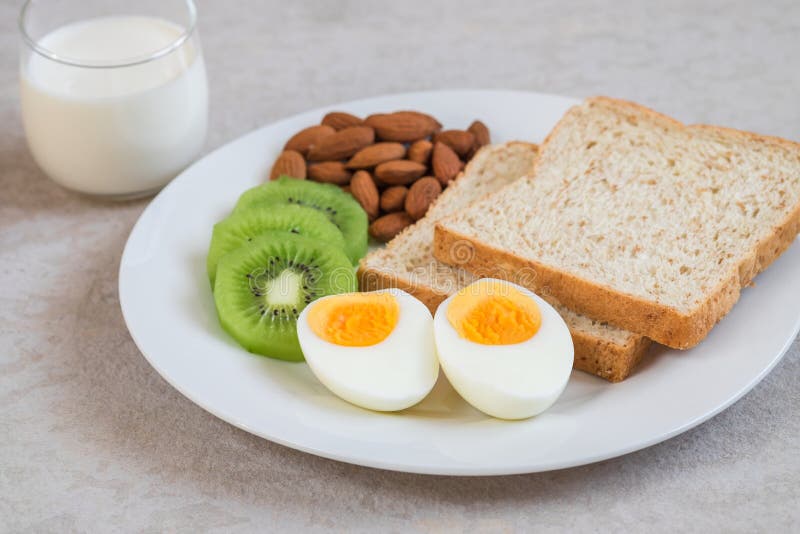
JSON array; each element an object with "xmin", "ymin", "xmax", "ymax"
[
  {"xmin": 359, "ymin": 141, "xmax": 650, "ymax": 382},
  {"xmin": 434, "ymin": 97, "xmax": 800, "ymax": 349}
]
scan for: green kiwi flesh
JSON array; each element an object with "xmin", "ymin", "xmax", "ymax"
[
  {"xmin": 213, "ymin": 231, "xmax": 357, "ymax": 361},
  {"xmin": 233, "ymin": 177, "xmax": 368, "ymax": 264},
  {"xmin": 207, "ymin": 204, "xmax": 346, "ymax": 287}
]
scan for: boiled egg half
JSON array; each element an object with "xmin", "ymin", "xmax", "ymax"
[
  {"xmin": 297, "ymin": 288, "xmax": 438, "ymax": 411},
  {"xmin": 433, "ymin": 278, "xmax": 573, "ymax": 419}
]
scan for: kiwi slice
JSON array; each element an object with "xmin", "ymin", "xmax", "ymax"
[
  {"xmin": 213, "ymin": 231, "xmax": 357, "ymax": 361},
  {"xmin": 207, "ymin": 204, "xmax": 346, "ymax": 287},
  {"xmin": 234, "ymin": 177, "xmax": 368, "ymax": 264}
]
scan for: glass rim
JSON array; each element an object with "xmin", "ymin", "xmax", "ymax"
[{"xmin": 18, "ymin": 0, "xmax": 198, "ymax": 69}]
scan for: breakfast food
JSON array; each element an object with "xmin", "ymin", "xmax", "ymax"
[
  {"xmin": 284, "ymin": 125, "xmax": 336, "ymax": 156},
  {"xmin": 203, "ymin": 93, "xmax": 799, "ymax": 428},
  {"xmin": 269, "ymin": 149, "xmax": 306, "ymax": 180},
  {"xmin": 364, "ymin": 111, "xmax": 441, "ymax": 142},
  {"xmin": 346, "ymin": 142, "xmax": 406, "ymax": 169},
  {"xmin": 349, "ymin": 170, "xmax": 379, "ymax": 220},
  {"xmin": 208, "ymin": 178, "xmax": 366, "ymax": 361},
  {"xmin": 431, "ymin": 142, "xmax": 463, "ymax": 186},
  {"xmin": 405, "ymin": 177, "xmax": 442, "ymax": 220},
  {"xmin": 214, "ymin": 232, "xmax": 357, "ymax": 361},
  {"xmin": 234, "ymin": 177, "xmax": 368, "ymax": 264},
  {"xmin": 368, "ymin": 212, "xmax": 414, "ymax": 243},
  {"xmin": 321, "ymin": 111, "xmax": 363, "ymax": 131},
  {"xmin": 468, "ymin": 120, "xmax": 491, "ymax": 149},
  {"xmin": 434, "ymin": 97, "xmax": 800, "ymax": 349},
  {"xmin": 297, "ymin": 289, "xmax": 438, "ymax": 411},
  {"xmin": 379, "ymin": 186, "xmax": 408, "ymax": 212},
  {"xmin": 359, "ymin": 142, "xmax": 650, "ymax": 382},
  {"xmin": 433, "ymin": 279, "xmax": 573, "ymax": 419},
  {"xmin": 270, "ymin": 110, "xmax": 491, "ymax": 241},
  {"xmin": 374, "ymin": 160, "xmax": 426, "ymax": 185},
  {"xmin": 206, "ymin": 204, "xmax": 345, "ymax": 286},
  {"xmin": 307, "ymin": 161, "xmax": 351, "ymax": 184},
  {"xmin": 307, "ymin": 126, "xmax": 375, "ymax": 161}
]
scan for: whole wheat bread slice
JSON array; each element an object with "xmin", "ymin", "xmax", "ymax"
[
  {"xmin": 359, "ymin": 141, "xmax": 650, "ymax": 382},
  {"xmin": 434, "ymin": 98, "xmax": 800, "ymax": 349}
]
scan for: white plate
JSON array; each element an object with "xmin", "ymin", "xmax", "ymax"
[{"xmin": 119, "ymin": 90, "xmax": 800, "ymax": 475}]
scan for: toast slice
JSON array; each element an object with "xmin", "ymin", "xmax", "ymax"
[
  {"xmin": 434, "ymin": 98, "xmax": 800, "ymax": 349},
  {"xmin": 359, "ymin": 141, "xmax": 650, "ymax": 382}
]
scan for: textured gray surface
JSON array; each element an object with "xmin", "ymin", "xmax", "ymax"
[{"xmin": 1, "ymin": 0, "xmax": 799, "ymax": 531}]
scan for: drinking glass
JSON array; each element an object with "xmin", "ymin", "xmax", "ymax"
[{"xmin": 19, "ymin": 0, "xmax": 208, "ymax": 199}]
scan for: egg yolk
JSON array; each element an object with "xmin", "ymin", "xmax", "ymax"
[
  {"xmin": 307, "ymin": 292, "xmax": 399, "ymax": 347},
  {"xmin": 447, "ymin": 280, "xmax": 541, "ymax": 345}
]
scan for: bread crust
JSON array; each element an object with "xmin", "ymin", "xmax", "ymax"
[
  {"xmin": 357, "ymin": 265, "xmax": 448, "ymax": 314},
  {"xmin": 434, "ymin": 97, "xmax": 800, "ymax": 349},
  {"xmin": 357, "ymin": 264, "xmax": 651, "ymax": 382},
  {"xmin": 572, "ymin": 329, "xmax": 651, "ymax": 383}
]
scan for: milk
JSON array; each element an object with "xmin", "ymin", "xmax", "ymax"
[{"xmin": 20, "ymin": 16, "xmax": 208, "ymax": 197}]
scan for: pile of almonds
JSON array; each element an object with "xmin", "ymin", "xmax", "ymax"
[{"xmin": 269, "ymin": 110, "xmax": 490, "ymax": 242}]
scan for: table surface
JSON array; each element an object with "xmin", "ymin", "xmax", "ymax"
[{"xmin": 2, "ymin": 0, "xmax": 799, "ymax": 531}]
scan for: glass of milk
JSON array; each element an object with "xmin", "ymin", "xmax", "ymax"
[{"xmin": 19, "ymin": 0, "xmax": 208, "ymax": 199}]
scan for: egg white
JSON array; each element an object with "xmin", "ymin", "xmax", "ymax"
[
  {"xmin": 297, "ymin": 288, "xmax": 439, "ymax": 412},
  {"xmin": 433, "ymin": 279, "xmax": 574, "ymax": 420}
]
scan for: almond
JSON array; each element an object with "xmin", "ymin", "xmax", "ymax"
[
  {"xmin": 345, "ymin": 142, "xmax": 406, "ymax": 169},
  {"xmin": 322, "ymin": 111, "xmax": 363, "ymax": 131},
  {"xmin": 270, "ymin": 149, "xmax": 306, "ymax": 180},
  {"xmin": 369, "ymin": 212, "xmax": 414, "ymax": 242},
  {"xmin": 432, "ymin": 142, "xmax": 463, "ymax": 186},
  {"xmin": 307, "ymin": 161, "xmax": 352, "ymax": 185},
  {"xmin": 374, "ymin": 160, "xmax": 426, "ymax": 185},
  {"xmin": 468, "ymin": 120, "xmax": 491, "ymax": 148},
  {"xmin": 380, "ymin": 186, "xmax": 408, "ymax": 212},
  {"xmin": 284, "ymin": 125, "xmax": 335, "ymax": 156},
  {"xmin": 349, "ymin": 170, "xmax": 380, "ymax": 220},
  {"xmin": 371, "ymin": 173, "xmax": 390, "ymax": 189},
  {"xmin": 407, "ymin": 139, "xmax": 433, "ymax": 165},
  {"xmin": 307, "ymin": 126, "xmax": 375, "ymax": 161},
  {"xmin": 433, "ymin": 129, "xmax": 475, "ymax": 158},
  {"xmin": 405, "ymin": 177, "xmax": 442, "ymax": 220},
  {"xmin": 365, "ymin": 111, "xmax": 442, "ymax": 142}
]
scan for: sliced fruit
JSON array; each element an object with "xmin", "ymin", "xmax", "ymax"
[
  {"xmin": 214, "ymin": 231, "xmax": 357, "ymax": 361},
  {"xmin": 207, "ymin": 204, "xmax": 346, "ymax": 287},
  {"xmin": 233, "ymin": 177, "xmax": 368, "ymax": 263}
]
